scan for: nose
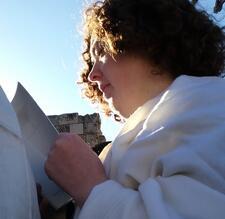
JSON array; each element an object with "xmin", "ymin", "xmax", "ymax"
[{"xmin": 88, "ymin": 62, "xmax": 102, "ymax": 82}]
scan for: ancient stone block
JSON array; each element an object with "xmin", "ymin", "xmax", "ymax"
[
  {"xmin": 55, "ymin": 124, "xmax": 70, "ymax": 133},
  {"xmin": 84, "ymin": 113, "xmax": 100, "ymax": 123},
  {"xmin": 48, "ymin": 112, "xmax": 106, "ymax": 148},
  {"xmin": 78, "ymin": 115, "xmax": 84, "ymax": 123},
  {"xmin": 84, "ymin": 123, "xmax": 99, "ymax": 134},
  {"xmin": 85, "ymin": 134, "xmax": 99, "ymax": 147},
  {"xmin": 70, "ymin": 123, "xmax": 83, "ymax": 134},
  {"xmin": 58, "ymin": 113, "xmax": 79, "ymax": 125}
]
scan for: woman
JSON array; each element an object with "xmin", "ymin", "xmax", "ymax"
[{"xmin": 45, "ymin": 0, "xmax": 225, "ymax": 218}]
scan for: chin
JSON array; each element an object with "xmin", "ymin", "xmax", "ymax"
[
  {"xmin": 107, "ymin": 97, "xmax": 118, "ymax": 112},
  {"xmin": 107, "ymin": 98, "xmax": 128, "ymax": 118},
  {"xmin": 103, "ymin": 92, "xmax": 112, "ymax": 100}
]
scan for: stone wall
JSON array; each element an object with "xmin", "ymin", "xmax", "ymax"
[{"xmin": 48, "ymin": 112, "xmax": 106, "ymax": 148}]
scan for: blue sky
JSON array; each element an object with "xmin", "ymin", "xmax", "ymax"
[
  {"xmin": 0, "ymin": 0, "xmax": 224, "ymax": 141},
  {"xmin": 0, "ymin": 0, "xmax": 123, "ymax": 140}
]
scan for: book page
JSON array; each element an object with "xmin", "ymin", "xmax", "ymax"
[{"xmin": 11, "ymin": 82, "xmax": 72, "ymax": 209}]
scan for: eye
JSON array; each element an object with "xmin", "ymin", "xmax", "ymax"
[
  {"xmin": 94, "ymin": 46, "xmax": 105, "ymax": 57},
  {"xmin": 91, "ymin": 49, "xmax": 106, "ymax": 65},
  {"xmin": 90, "ymin": 41, "xmax": 106, "ymax": 63}
]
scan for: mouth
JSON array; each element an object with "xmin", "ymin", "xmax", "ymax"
[{"xmin": 100, "ymin": 84, "xmax": 110, "ymax": 93}]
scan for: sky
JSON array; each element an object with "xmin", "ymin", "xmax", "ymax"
[{"xmin": 0, "ymin": 0, "xmax": 224, "ymax": 141}]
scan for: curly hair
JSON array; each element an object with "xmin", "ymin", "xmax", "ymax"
[{"xmin": 78, "ymin": 0, "xmax": 225, "ymax": 119}]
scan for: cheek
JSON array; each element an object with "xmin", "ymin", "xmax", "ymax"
[
  {"xmin": 115, "ymin": 76, "xmax": 131, "ymax": 97},
  {"xmin": 103, "ymin": 57, "xmax": 133, "ymax": 86},
  {"xmin": 117, "ymin": 68, "xmax": 133, "ymax": 86}
]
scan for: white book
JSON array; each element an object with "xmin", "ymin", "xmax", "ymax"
[{"xmin": 11, "ymin": 82, "xmax": 72, "ymax": 209}]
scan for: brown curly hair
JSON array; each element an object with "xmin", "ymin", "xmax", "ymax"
[{"xmin": 78, "ymin": 0, "xmax": 225, "ymax": 119}]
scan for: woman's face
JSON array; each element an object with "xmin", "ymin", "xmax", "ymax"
[{"xmin": 88, "ymin": 39, "xmax": 172, "ymax": 118}]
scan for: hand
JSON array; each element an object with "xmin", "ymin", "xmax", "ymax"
[{"xmin": 45, "ymin": 133, "xmax": 107, "ymax": 207}]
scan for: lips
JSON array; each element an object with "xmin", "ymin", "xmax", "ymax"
[{"xmin": 100, "ymin": 84, "xmax": 110, "ymax": 93}]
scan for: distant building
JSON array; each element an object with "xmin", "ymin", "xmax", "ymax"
[{"xmin": 48, "ymin": 112, "xmax": 106, "ymax": 148}]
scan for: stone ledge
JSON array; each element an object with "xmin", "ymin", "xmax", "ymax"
[{"xmin": 48, "ymin": 112, "xmax": 106, "ymax": 147}]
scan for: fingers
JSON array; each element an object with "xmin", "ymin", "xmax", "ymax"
[{"xmin": 44, "ymin": 132, "xmax": 107, "ymax": 207}]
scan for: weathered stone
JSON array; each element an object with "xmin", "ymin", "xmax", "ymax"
[
  {"xmin": 84, "ymin": 123, "xmax": 99, "ymax": 134},
  {"xmin": 58, "ymin": 113, "xmax": 79, "ymax": 125},
  {"xmin": 78, "ymin": 115, "xmax": 84, "ymax": 123},
  {"xmin": 84, "ymin": 113, "xmax": 100, "ymax": 123},
  {"xmin": 85, "ymin": 134, "xmax": 99, "ymax": 146},
  {"xmin": 70, "ymin": 123, "xmax": 83, "ymax": 134},
  {"xmin": 55, "ymin": 124, "xmax": 70, "ymax": 133},
  {"xmin": 48, "ymin": 112, "xmax": 106, "ymax": 147}
]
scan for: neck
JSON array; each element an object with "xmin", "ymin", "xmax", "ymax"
[{"xmin": 121, "ymin": 74, "xmax": 173, "ymax": 118}]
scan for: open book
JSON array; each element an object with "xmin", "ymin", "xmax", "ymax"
[{"xmin": 11, "ymin": 83, "xmax": 72, "ymax": 209}]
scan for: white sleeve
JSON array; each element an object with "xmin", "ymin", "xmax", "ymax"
[{"xmin": 76, "ymin": 176, "xmax": 225, "ymax": 219}]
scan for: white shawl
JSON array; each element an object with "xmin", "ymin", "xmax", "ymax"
[{"xmin": 76, "ymin": 75, "xmax": 225, "ymax": 219}]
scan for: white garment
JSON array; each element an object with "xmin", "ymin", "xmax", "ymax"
[
  {"xmin": 0, "ymin": 87, "xmax": 41, "ymax": 219},
  {"xmin": 75, "ymin": 75, "xmax": 225, "ymax": 219}
]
